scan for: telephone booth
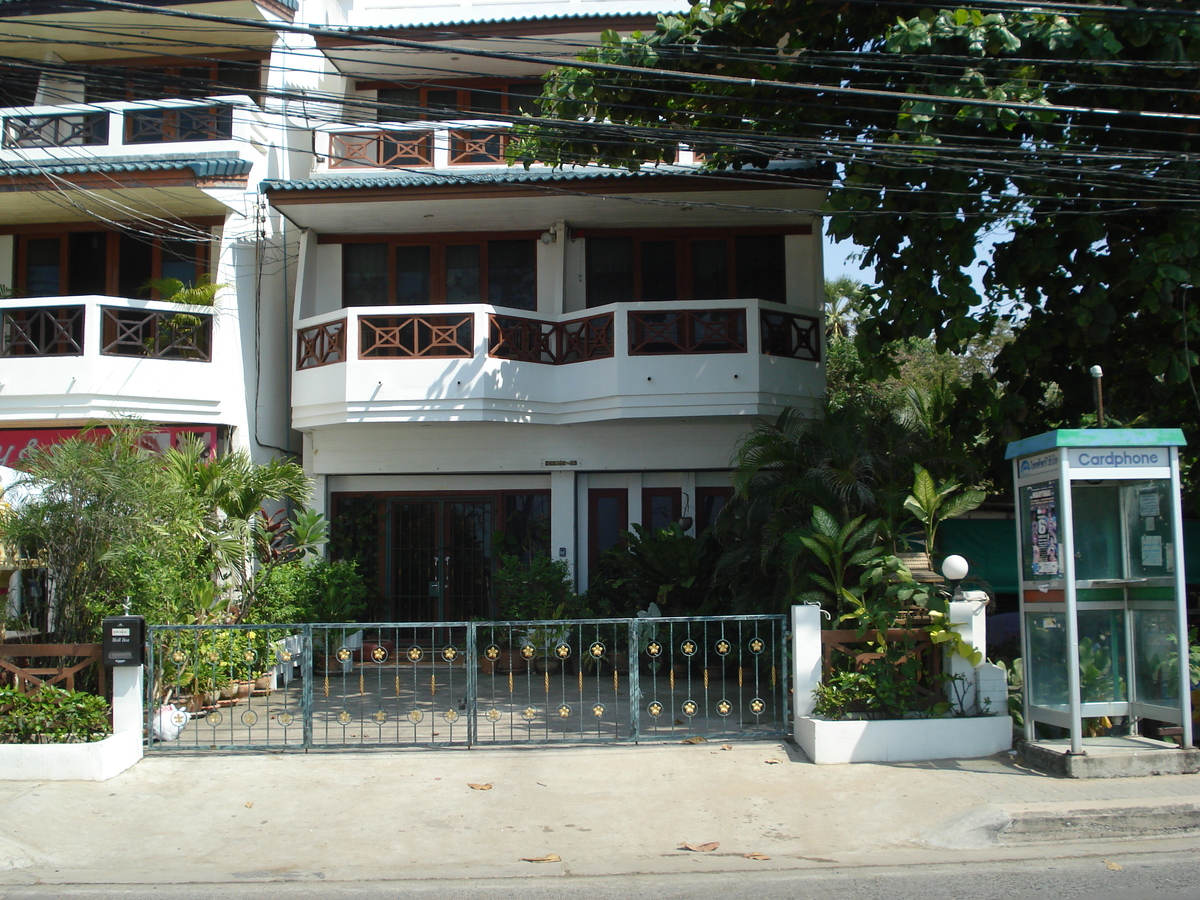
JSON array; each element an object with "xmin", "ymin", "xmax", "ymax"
[{"xmin": 1006, "ymin": 429, "xmax": 1192, "ymax": 753}]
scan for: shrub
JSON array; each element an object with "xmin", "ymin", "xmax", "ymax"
[
  {"xmin": 0, "ymin": 685, "xmax": 111, "ymax": 744},
  {"xmin": 254, "ymin": 558, "xmax": 369, "ymax": 623}
]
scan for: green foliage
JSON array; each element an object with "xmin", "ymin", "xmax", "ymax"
[
  {"xmin": 254, "ymin": 558, "xmax": 369, "ymax": 623},
  {"xmin": 585, "ymin": 523, "xmax": 715, "ymax": 616},
  {"xmin": 785, "ymin": 507, "xmax": 882, "ymax": 617},
  {"xmin": 143, "ymin": 273, "xmax": 226, "ymax": 307},
  {"xmin": 0, "ymin": 685, "xmax": 111, "ymax": 744},
  {"xmin": 903, "ymin": 464, "xmax": 986, "ymax": 560},
  {"xmin": 514, "ymin": 0, "xmax": 1200, "ymax": 510},
  {"xmin": 494, "ymin": 554, "xmax": 586, "ymax": 621}
]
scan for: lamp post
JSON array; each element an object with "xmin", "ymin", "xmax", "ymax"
[{"xmin": 1090, "ymin": 364, "xmax": 1105, "ymax": 427}]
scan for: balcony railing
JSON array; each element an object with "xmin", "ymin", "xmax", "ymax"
[
  {"xmin": 1, "ymin": 306, "xmax": 85, "ymax": 356},
  {"xmin": 323, "ymin": 122, "xmax": 511, "ymax": 170},
  {"xmin": 295, "ymin": 302, "xmax": 820, "ymax": 370},
  {"xmin": 360, "ymin": 313, "xmax": 474, "ymax": 358},
  {"xmin": 101, "ymin": 306, "xmax": 212, "ymax": 361},
  {"xmin": 489, "ymin": 313, "xmax": 614, "ymax": 365},
  {"xmin": 1, "ymin": 96, "xmax": 254, "ymax": 152}
]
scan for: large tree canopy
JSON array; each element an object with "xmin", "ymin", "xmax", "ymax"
[{"xmin": 511, "ymin": 0, "xmax": 1200, "ymax": 499}]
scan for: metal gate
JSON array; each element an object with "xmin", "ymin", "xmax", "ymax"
[{"xmin": 146, "ymin": 616, "xmax": 789, "ymax": 750}]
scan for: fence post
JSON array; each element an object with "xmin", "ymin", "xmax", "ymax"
[{"xmin": 791, "ymin": 605, "xmax": 824, "ymax": 732}]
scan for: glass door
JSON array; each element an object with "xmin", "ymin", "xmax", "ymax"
[{"xmin": 388, "ymin": 498, "xmax": 494, "ymax": 622}]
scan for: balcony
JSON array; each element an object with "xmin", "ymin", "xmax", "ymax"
[
  {"xmin": 292, "ymin": 299, "xmax": 823, "ymax": 428},
  {"xmin": 0, "ymin": 96, "xmax": 261, "ymax": 159},
  {"xmin": 321, "ymin": 121, "xmax": 518, "ymax": 170},
  {"xmin": 0, "ymin": 296, "xmax": 230, "ymax": 426}
]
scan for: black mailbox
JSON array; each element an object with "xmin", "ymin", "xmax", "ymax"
[{"xmin": 102, "ymin": 615, "xmax": 146, "ymax": 667}]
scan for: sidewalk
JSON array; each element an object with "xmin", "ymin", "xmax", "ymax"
[{"xmin": 1, "ymin": 741, "xmax": 1197, "ymax": 885}]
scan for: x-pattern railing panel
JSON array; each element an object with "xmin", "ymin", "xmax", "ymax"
[
  {"xmin": 297, "ymin": 319, "xmax": 347, "ymax": 369},
  {"xmin": 628, "ymin": 308, "xmax": 746, "ymax": 355},
  {"xmin": 1, "ymin": 306, "xmax": 85, "ymax": 357},
  {"xmin": 449, "ymin": 129, "xmax": 506, "ymax": 165},
  {"xmin": 100, "ymin": 307, "xmax": 212, "ymax": 360},
  {"xmin": 487, "ymin": 313, "xmax": 616, "ymax": 365},
  {"xmin": 760, "ymin": 309, "xmax": 821, "ymax": 361},
  {"xmin": 330, "ymin": 131, "xmax": 434, "ymax": 168},
  {"xmin": 5, "ymin": 112, "xmax": 109, "ymax": 148},
  {"xmin": 126, "ymin": 107, "xmax": 230, "ymax": 144},
  {"xmin": 360, "ymin": 314, "xmax": 474, "ymax": 358}
]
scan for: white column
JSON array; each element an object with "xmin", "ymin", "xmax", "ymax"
[
  {"xmin": 947, "ymin": 594, "xmax": 988, "ymax": 714},
  {"xmin": 550, "ymin": 469, "xmax": 577, "ymax": 588},
  {"xmin": 111, "ymin": 665, "xmax": 144, "ymax": 738},
  {"xmin": 791, "ymin": 604, "xmax": 824, "ymax": 723}
]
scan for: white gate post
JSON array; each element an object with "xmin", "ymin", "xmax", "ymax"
[{"xmin": 791, "ymin": 604, "xmax": 824, "ymax": 727}]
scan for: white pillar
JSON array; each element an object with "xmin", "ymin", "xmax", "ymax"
[
  {"xmin": 550, "ymin": 469, "xmax": 576, "ymax": 587},
  {"xmin": 791, "ymin": 604, "xmax": 824, "ymax": 724},
  {"xmin": 111, "ymin": 666, "xmax": 143, "ymax": 735},
  {"xmin": 947, "ymin": 593, "xmax": 988, "ymax": 714}
]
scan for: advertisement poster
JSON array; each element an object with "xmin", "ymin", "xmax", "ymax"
[{"xmin": 1030, "ymin": 485, "xmax": 1060, "ymax": 576}]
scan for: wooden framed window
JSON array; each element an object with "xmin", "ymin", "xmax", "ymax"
[
  {"xmin": 16, "ymin": 230, "xmax": 209, "ymax": 299},
  {"xmin": 696, "ymin": 486, "xmax": 732, "ymax": 533},
  {"xmin": 588, "ymin": 488, "xmax": 628, "ymax": 575},
  {"xmin": 641, "ymin": 487, "xmax": 682, "ymax": 534},
  {"xmin": 372, "ymin": 80, "xmax": 541, "ymax": 121},
  {"xmin": 338, "ymin": 236, "xmax": 537, "ymax": 311},
  {"xmin": 584, "ymin": 231, "xmax": 787, "ymax": 307}
]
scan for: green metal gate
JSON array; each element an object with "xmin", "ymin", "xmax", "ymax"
[{"xmin": 146, "ymin": 616, "xmax": 789, "ymax": 750}]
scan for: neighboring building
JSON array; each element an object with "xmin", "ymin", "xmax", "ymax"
[{"xmin": 0, "ymin": 0, "xmax": 827, "ymax": 623}]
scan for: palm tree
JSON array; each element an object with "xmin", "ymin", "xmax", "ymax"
[
  {"xmin": 824, "ymin": 277, "xmax": 867, "ymax": 340},
  {"xmin": 162, "ymin": 436, "xmax": 321, "ymax": 621}
]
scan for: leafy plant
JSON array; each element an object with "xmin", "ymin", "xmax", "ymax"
[
  {"xmin": 254, "ymin": 558, "xmax": 369, "ymax": 623},
  {"xmin": 0, "ymin": 685, "xmax": 111, "ymax": 744},
  {"xmin": 143, "ymin": 273, "xmax": 226, "ymax": 306},
  {"xmin": 785, "ymin": 507, "xmax": 883, "ymax": 617},
  {"xmin": 585, "ymin": 523, "xmax": 714, "ymax": 616},
  {"xmin": 903, "ymin": 464, "xmax": 986, "ymax": 560}
]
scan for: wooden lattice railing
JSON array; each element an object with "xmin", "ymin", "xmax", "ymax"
[
  {"xmin": 360, "ymin": 313, "xmax": 474, "ymax": 358},
  {"xmin": 0, "ymin": 643, "xmax": 106, "ymax": 699},
  {"xmin": 330, "ymin": 130, "xmax": 434, "ymax": 168},
  {"xmin": 628, "ymin": 308, "xmax": 746, "ymax": 356},
  {"xmin": 760, "ymin": 309, "xmax": 821, "ymax": 361},
  {"xmin": 126, "ymin": 106, "xmax": 232, "ymax": 143},
  {"xmin": 296, "ymin": 318, "xmax": 347, "ymax": 369},
  {"xmin": 5, "ymin": 111, "xmax": 109, "ymax": 148},
  {"xmin": 1, "ymin": 306, "xmax": 85, "ymax": 357},
  {"xmin": 101, "ymin": 307, "xmax": 212, "ymax": 360},
  {"xmin": 449, "ymin": 128, "xmax": 507, "ymax": 165},
  {"xmin": 488, "ymin": 312, "xmax": 615, "ymax": 364}
]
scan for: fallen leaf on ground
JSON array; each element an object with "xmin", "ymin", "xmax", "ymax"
[
  {"xmin": 744, "ymin": 852, "xmax": 770, "ymax": 860},
  {"xmin": 468, "ymin": 783, "xmax": 493, "ymax": 791},
  {"xmin": 1104, "ymin": 860, "xmax": 1123, "ymax": 871},
  {"xmin": 721, "ymin": 743, "xmax": 732, "ymax": 751},
  {"xmin": 674, "ymin": 719, "xmax": 685, "ymax": 725},
  {"xmin": 522, "ymin": 854, "xmax": 562, "ymax": 863},
  {"xmin": 682, "ymin": 736, "xmax": 707, "ymax": 744},
  {"xmin": 679, "ymin": 841, "xmax": 720, "ymax": 852},
  {"xmin": 244, "ymin": 801, "xmax": 253, "ymax": 808},
  {"xmin": 764, "ymin": 758, "xmax": 782, "ymax": 764}
]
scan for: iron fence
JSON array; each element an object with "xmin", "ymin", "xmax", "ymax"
[{"xmin": 146, "ymin": 616, "xmax": 789, "ymax": 751}]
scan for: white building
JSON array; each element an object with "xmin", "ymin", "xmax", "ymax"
[{"xmin": 0, "ymin": 0, "xmax": 826, "ymax": 622}]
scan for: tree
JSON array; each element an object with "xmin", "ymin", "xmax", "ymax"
[
  {"xmin": 512, "ymin": 0, "xmax": 1200, "ymax": 505},
  {"xmin": 824, "ymin": 276, "xmax": 866, "ymax": 340}
]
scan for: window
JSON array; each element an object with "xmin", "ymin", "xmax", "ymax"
[
  {"xmin": 339, "ymin": 237, "xmax": 537, "ymax": 311},
  {"xmin": 641, "ymin": 488, "xmax": 682, "ymax": 533},
  {"xmin": 584, "ymin": 232, "xmax": 787, "ymax": 307},
  {"xmin": 588, "ymin": 488, "xmax": 628, "ymax": 574},
  {"xmin": 16, "ymin": 231, "xmax": 209, "ymax": 299},
  {"xmin": 374, "ymin": 81, "xmax": 540, "ymax": 122},
  {"xmin": 696, "ymin": 487, "xmax": 731, "ymax": 533}
]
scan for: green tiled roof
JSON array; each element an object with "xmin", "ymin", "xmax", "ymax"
[
  {"xmin": 262, "ymin": 160, "xmax": 823, "ymax": 193},
  {"xmin": 332, "ymin": 10, "xmax": 679, "ymax": 31},
  {"xmin": 0, "ymin": 157, "xmax": 253, "ymax": 179}
]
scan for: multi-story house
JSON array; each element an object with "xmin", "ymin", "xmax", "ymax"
[{"xmin": 0, "ymin": 0, "xmax": 827, "ymax": 624}]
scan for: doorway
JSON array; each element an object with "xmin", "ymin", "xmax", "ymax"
[{"xmin": 388, "ymin": 498, "xmax": 494, "ymax": 622}]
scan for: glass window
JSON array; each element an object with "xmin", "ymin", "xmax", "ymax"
[
  {"xmin": 377, "ymin": 87, "xmax": 421, "ymax": 120},
  {"xmin": 467, "ymin": 89, "xmax": 504, "ymax": 117},
  {"xmin": 587, "ymin": 238, "xmax": 634, "ymax": 307},
  {"xmin": 692, "ymin": 240, "xmax": 728, "ymax": 300},
  {"xmin": 640, "ymin": 241, "xmax": 677, "ymax": 302},
  {"xmin": 445, "ymin": 244, "xmax": 481, "ymax": 303},
  {"xmin": 118, "ymin": 234, "xmax": 153, "ymax": 299},
  {"xmin": 343, "ymin": 243, "xmax": 388, "ymax": 306},
  {"xmin": 735, "ymin": 235, "xmax": 785, "ymax": 302},
  {"xmin": 508, "ymin": 83, "xmax": 542, "ymax": 117},
  {"xmin": 488, "ymin": 240, "xmax": 536, "ymax": 310},
  {"xmin": 160, "ymin": 239, "xmax": 200, "ymax": 287},
  {"xmin": 68, "ymin": 232, "xmax": 107, "ymax": 296},
  {"xmin": 395, "ymin": 245, "xmax": 431, "ymax": 304},
  {"xmin": 25, "ymin": 238, "xmax": 61, "ymax": 297}
]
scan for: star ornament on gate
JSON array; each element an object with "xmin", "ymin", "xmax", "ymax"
[
  {"xmin": 646, "ymin": 641, "xmax": 662, "ymax": 657},
  {"xmin": 407, "ymin": 646, "xmax": 423, "ymax": 662},
  {"xmin": 715, "ymin": 640, "xmax": 731, "ymax": 656},
  {"xmin": 484, "ymin": 645, "xmax": 501, "ymax": 660},
  {"xmin": 442, "ymin": 646, "xmax": 458, "ymax": 661},
  {"xmin": 372, "ymin": 646, "xmax": 388, "ymax": 662},
  {"xmin": 749, "ymin": 638, "xmax": 765, "ymax": 654},
  {"xmin": 555, "ymin": 643, "xmax": 571, "ymax": 659},
  {"xmin": 682, "ymin": 641, "xmax": 697, "ymax": 657}
]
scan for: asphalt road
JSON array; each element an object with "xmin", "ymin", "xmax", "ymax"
[{"xmin": 1, "ymin": 844, "xmax": 1197, "ymax": 900}]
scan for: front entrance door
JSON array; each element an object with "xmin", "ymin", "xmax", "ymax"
[{"xmin": 388, "ymin": 498, "xmax": 493, "ymax": 621}]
